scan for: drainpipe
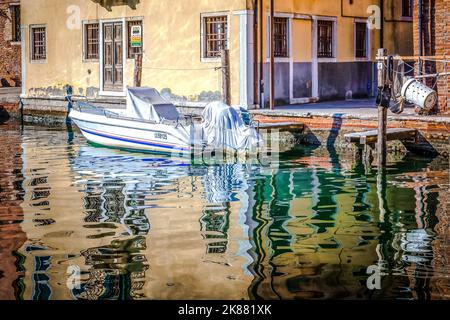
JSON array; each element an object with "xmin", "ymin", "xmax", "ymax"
[
  {"xmin": 269, "ymin": 0, "xmax": 274, "ymax": 110},
  {"xmin": 418, "ymin": 0, "xmax": 423, "ymax": 75},
  {"xmin": 253, "ymin": 0, "xmax": 259, "ymax": 107},
  {"xmin": 380, "ymin": 0, "xmax": 384, "ymax": 49},
  {"xmin": 259, "ymin": 0, "xmax": 264, "ymax": 108}
]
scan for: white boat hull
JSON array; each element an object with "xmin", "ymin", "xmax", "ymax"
[{"xmin": 69, "ymin": 109, "xmax": 195, "ymax": 154}]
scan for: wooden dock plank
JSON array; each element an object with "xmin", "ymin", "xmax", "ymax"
[{"xmin": 345, "ymin": 128, "xmax": 417, "ymax": 145}]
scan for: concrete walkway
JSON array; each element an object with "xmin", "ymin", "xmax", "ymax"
[{"xmin": 251, "ymin": 98, "xmax": 450, "ymax": 123}]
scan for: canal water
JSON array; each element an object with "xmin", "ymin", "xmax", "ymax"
[{"xmin": 0, "ymin": 123, "xmax": 449, "ymax": 300}]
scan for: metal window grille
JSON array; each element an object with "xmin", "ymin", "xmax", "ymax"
[
  {"xmin": 204, "ymin": 16, "xmax": 228, "ymax": 58},
  {"xmin": 127, "ymin": 20, "xmax": 143, "ymax": 59},
  {"xmin": 10, "ymin": 5, "xmax": 21, "ymax": 42},
  {"xmin": 355, "ymin": 22, "xmax": 367, "ymax": 58},
  {"xmin": 274, "ymin": 17, "xmax": 288, "ymax": 58},
  {"xmin": 402, "ymin": 0, "xmax": 413, "ymax": 17},
  {"xmin": 317, "ymin": 20, "xmax": 333, "ymax": 58},
  {"xmin": 85, "ymin": 23, "xmax": 99, "ymax": 60},
  {"xmin": 31, "ymin": 27, "xmax": 46, "ymax": 61}
]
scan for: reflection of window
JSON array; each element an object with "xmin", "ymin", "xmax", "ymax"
[
  {"xmin": 10, "ymin": 4, "xmax": 21, "ymax": 42},
  {"xmin": 274, "ymin": 17, "xmax": 288, "ymax": 58},
  {"xmin": 31, "ymin": 26, "xmax": 47, "ymax": 61},
  {"xmin": 402, "ymin": 0, "xmax": 413, "ymax": 18},
  {"xmin": 203, "ymin": 15, "xmax": 228, "ymax": 58},
  {"xmin": 32, "ymin": 256, "xmax": 52, "ymax": 300},
  {"xmin": 317, "ymin": 20, "xmax": 334, "ymax": 58},
  {"xmin": 84, "ymin": 23, "xmax": 99, "ymax": 60},
  {"xmin": 127, "ymin": 20, "xmax": 143, "ymax": 58},
  {"xmin": 355, "ymin": 22, "xmax": 368, "ymax": 58}
]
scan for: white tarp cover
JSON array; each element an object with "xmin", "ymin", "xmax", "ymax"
[
  {"xmin": 126, "ymin": 87, "xmax": 180, "ymax": 122},
  {"xmin": 202, "ymin": 102, "xmax": 263, "ymax": 151}
]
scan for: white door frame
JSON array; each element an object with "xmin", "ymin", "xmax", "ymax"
[{"xmin": 99, "ymin": 18, "xmax": 127, "ymax": 97}]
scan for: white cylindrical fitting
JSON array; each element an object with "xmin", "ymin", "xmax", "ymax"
[{"xmin": 401, "ymin": 78, "xmax": 438, "ymax": 111}]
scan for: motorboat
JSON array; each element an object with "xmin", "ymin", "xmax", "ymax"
[{"xmin": 68, "ymin": 87, "xmax": 263, "ymax": 155}]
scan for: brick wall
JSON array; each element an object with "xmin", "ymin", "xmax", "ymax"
[
  {"xmin": 413, "ymin": 0, "xmax": 449, "ymax": 114},
  {"xmin": 0, "ymin": 0, "xmax": 21, "ymax": 88}
]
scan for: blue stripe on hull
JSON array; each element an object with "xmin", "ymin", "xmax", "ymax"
[{"xmin": 80, "ymin": 128, "xmax": 189, "ymax": 152}]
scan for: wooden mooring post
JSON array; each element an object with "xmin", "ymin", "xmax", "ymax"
[
  {"xmin": 376, "ymin": 48, "xmax": 391, "ymax": 168},
  {"xmin": 221, "ymin": 49, "xmax": 231, "ymax": 106}
]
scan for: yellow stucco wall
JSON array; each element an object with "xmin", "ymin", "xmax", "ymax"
[
  {"xmin": 258, "ymin": 0, "xmax": 412, "ymax": 63},
  {"xmin": 21, "ymin": 0, "xmax": 413, "ymax": 105},
  {"xmin": 21, "ymin": 0, "xmax": 248, "ymax": 105}
]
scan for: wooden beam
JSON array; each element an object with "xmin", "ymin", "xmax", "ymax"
[{"xmin": 344, "ymin": 128, "xmax": 418, "ymax": 145}]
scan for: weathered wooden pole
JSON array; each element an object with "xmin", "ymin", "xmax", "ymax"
[
  {"xmin": 221, "ymin": 49, "xmax": 231, "ymax": 106},
  {"xmin": 269, "ymin": 0, "xmax": 275, "ymax": 110},
  {"xmin": 134, "ymin": 53, "xmax": 142, "ymax": 87},
  {"xmin": 376, "ymin": 48, "xmax": 388, "ymax": 168},
  {"xmin": 378, "ymin": 102, "xmax": 387, "ymax": 167}
]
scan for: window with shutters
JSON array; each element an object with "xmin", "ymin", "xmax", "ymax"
[{"xmin": 10, "ymin": 4, "xmax": 21, "ymax": 42}]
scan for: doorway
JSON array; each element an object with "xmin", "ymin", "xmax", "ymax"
[{"xmin": 102, "ymin": 22, "xmax": 123, "ymax": 92}]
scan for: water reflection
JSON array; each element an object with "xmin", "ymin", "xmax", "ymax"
[{"xmin": 0, "ymin": 124, "xmax": 448, "ymax": 300}]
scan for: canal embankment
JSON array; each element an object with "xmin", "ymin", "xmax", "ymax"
[
  {"xmin": 251, "ymin": 99, "xmax": 450, "ymax": 158},
  {"xmin": 2, "ymin": 94, "xmax": 449, "ymax": 159}
]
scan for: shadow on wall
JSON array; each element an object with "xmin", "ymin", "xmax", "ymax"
[{"xmin": 91, "ymin": 0, "xmax": 140, "ymax": 11}]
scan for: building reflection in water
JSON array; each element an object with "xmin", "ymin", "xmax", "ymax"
[
  {"xmin": 8, "ymin": 125, "xmax": 450, "ymax": 300},
  {"xmin": 0, "ymin": 125, "xmax": 27, "ymax": 300}
]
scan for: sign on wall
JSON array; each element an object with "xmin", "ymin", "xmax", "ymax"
[{"xmin": 131, "ymin": 25, "xmax": 142, "ymax": 47}]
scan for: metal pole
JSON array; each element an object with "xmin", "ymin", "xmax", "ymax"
[{"xmin": 269, "ymin": 0, "xmax": 275, "ymax": 110}]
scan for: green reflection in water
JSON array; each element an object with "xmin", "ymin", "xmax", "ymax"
[{"xmin": 0, "ymin": 124, "xmax": 448, "ymax": 300}]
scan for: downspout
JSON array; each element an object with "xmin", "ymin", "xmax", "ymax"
[
  {"xmin": 269, "ymin": 0, "xmax": 274, "ymax": 110},
  {"xmin": 259, "ymin": 0, "xmax": 264, "ymax": 108},
  {"xmin": 418, "ymin": 0, "xmax": 423, "ymax": 77},
  {"xmin": 380, "ymin": 0, "xmax": 384, "ymax": 49},
  {"xmin": 253, "ymin": 0, "xmax": 259, "ymax": 107},
  {"xmin": 418, "ymin": 0, "xmax": 423, "ymax": 56}
]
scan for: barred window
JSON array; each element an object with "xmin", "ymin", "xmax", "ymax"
[
  {"xmin": 127, "ymin": 20, "xmax": 143, "ymax": 59},
  {"xmin": 317, "ymin": 20, "xmax": 334, "ymax": 58},
  {"xmin": 84, "ymin": 23, "xmax": 99, "ymax": 60},
  {"xmin": 10, "ymin": 4, "xmax": 21, "ymax": 42},
  {"xmin": 355, "ymin": 22, "xmax": 367, "ymax": 58},
  {"xmin": 31, "ymin": 26, "xmax": 46, "ymax": 61},
  {"xmin": 203, "ymin": 15, "xmax": 228, "ymax": 58},
  {"xmin": 402, "ymin": 0, "xmax": 413, "ymax": 17},
  {"xmin": 274, "ymin": 17, "xmax": 288, "ymax": 58}
]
